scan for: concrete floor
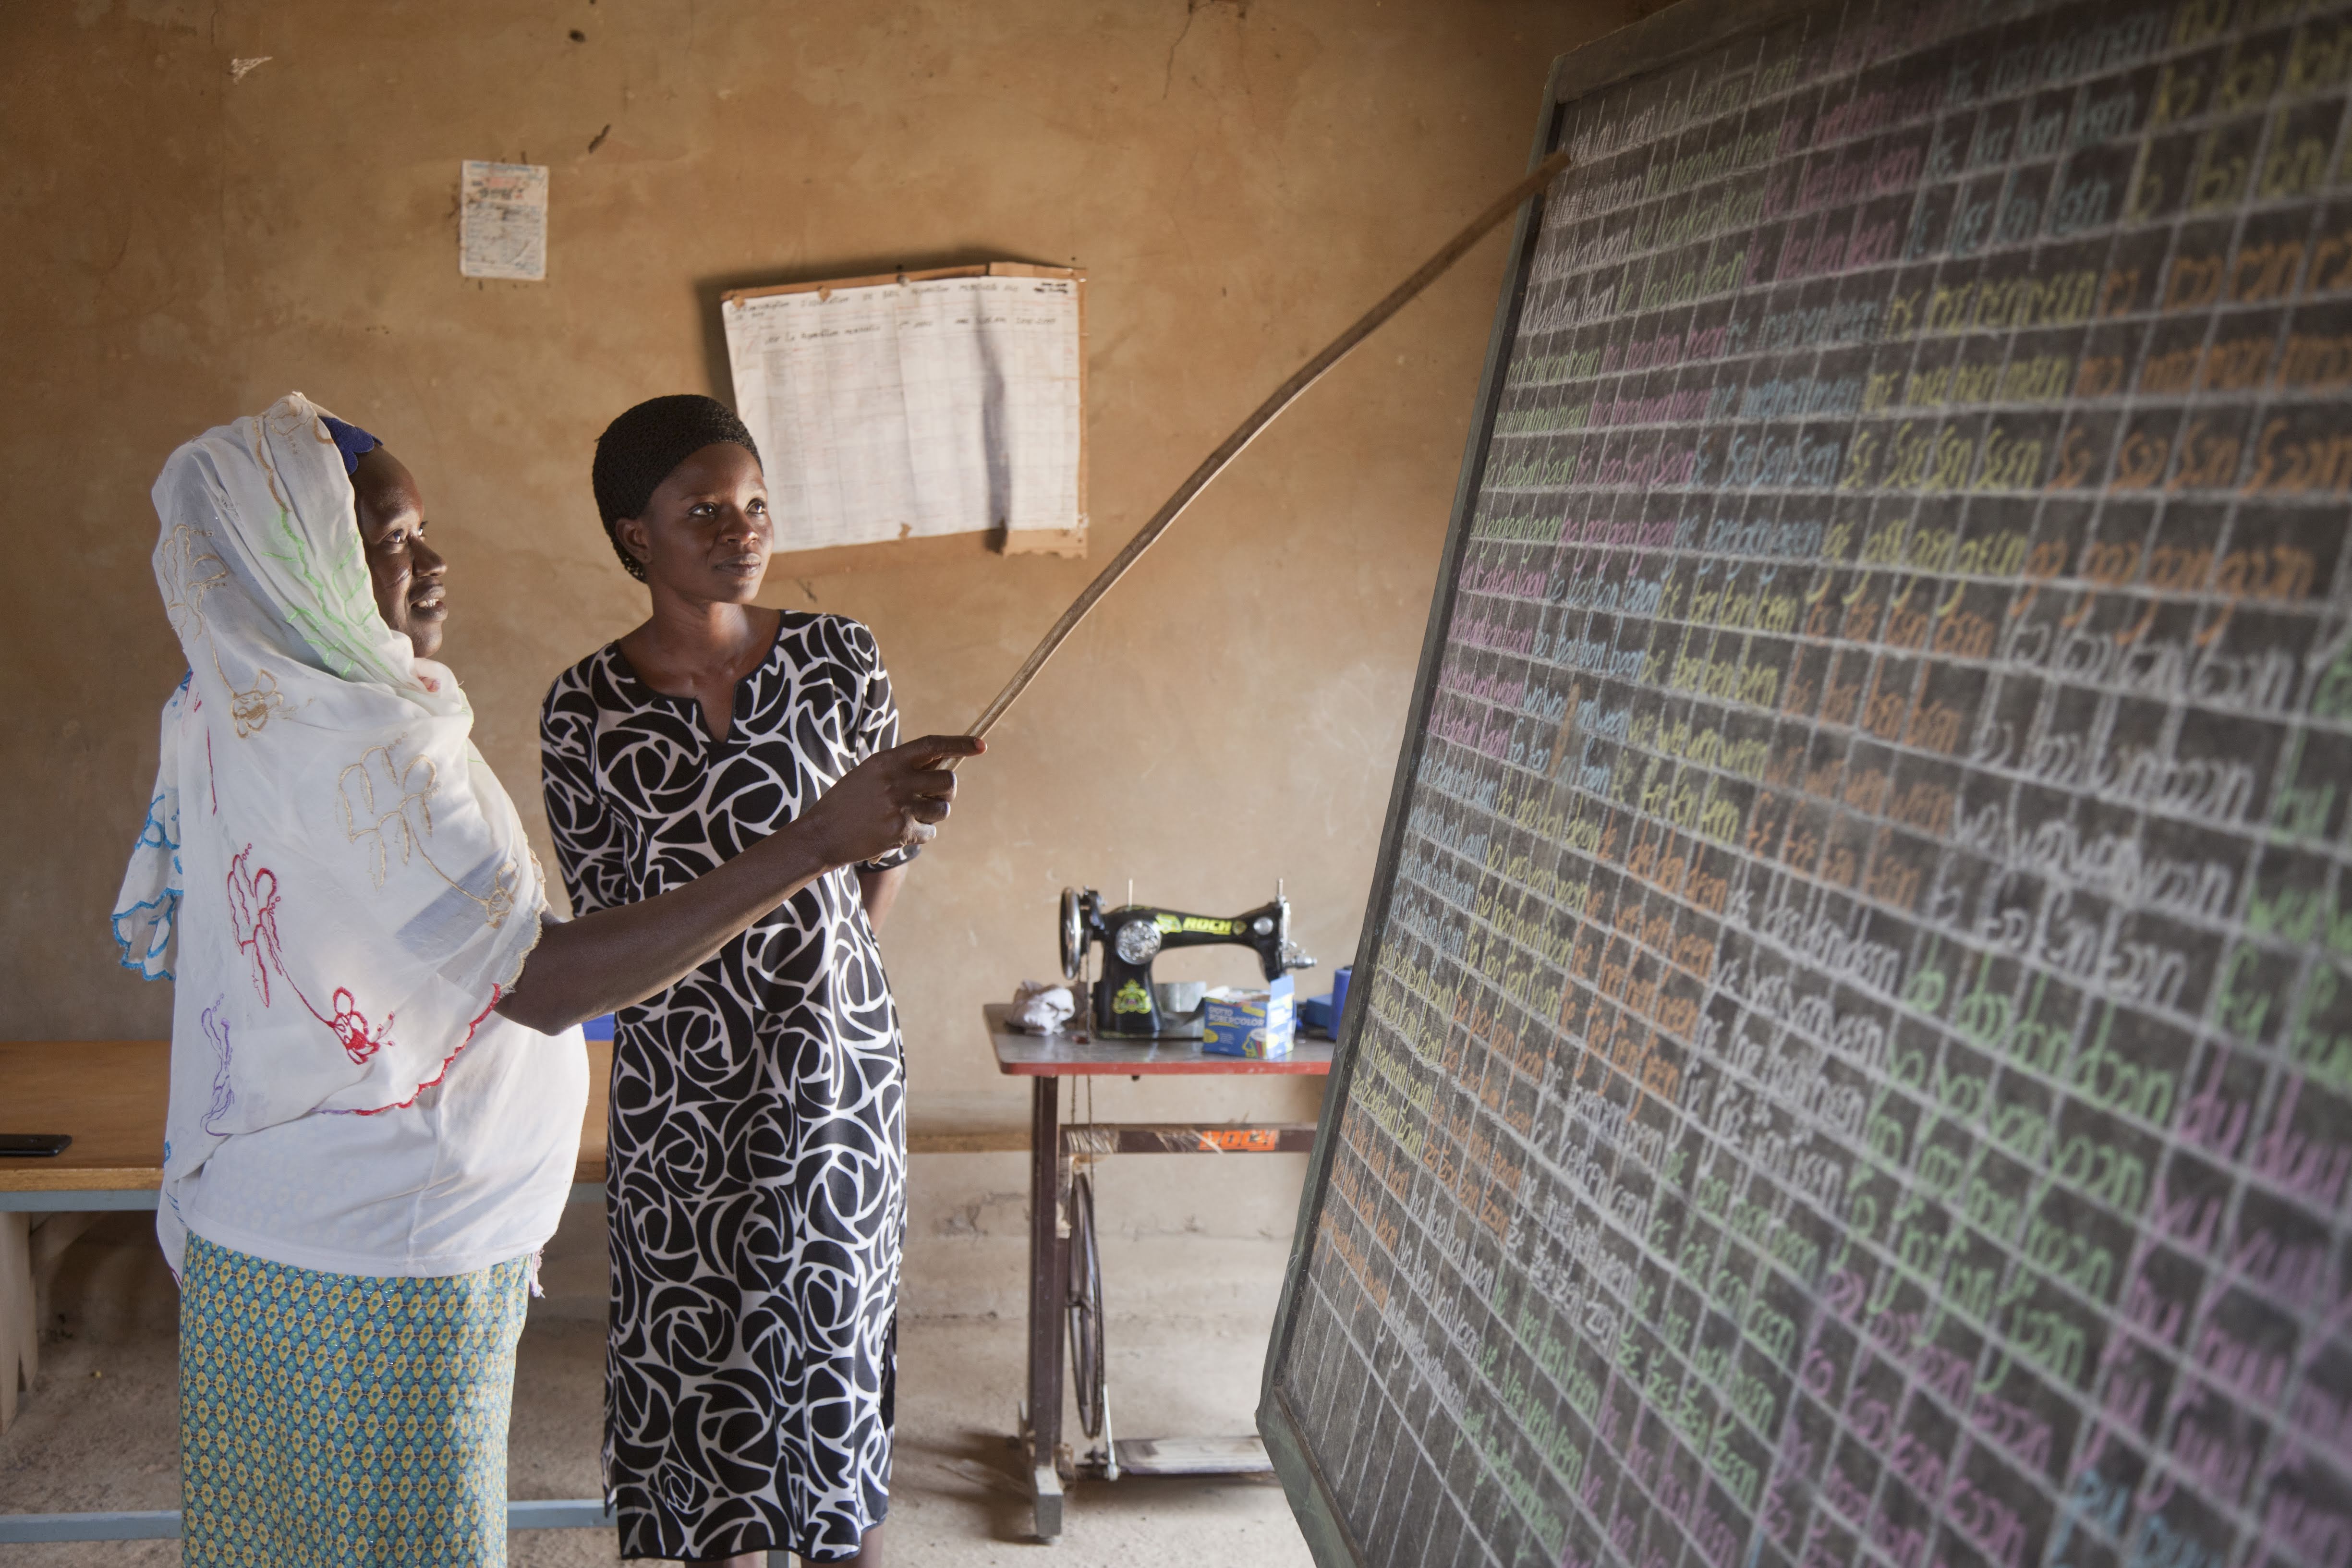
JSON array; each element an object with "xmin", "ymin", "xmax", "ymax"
[{"xmin": 0, "ymin": 1154, "xmax": 1317, "ymax": 1567}]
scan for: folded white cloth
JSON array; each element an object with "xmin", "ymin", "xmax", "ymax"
[
  {"xmin": 112, "ymin": 393, "xmax": 551, "ymax": 1274},
  {"xmin": 1010, "ymin": 981, "xmax": 1076, "ymax": 1033}
]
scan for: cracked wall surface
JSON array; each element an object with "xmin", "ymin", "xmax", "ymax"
[{"xmin": 0, "ymin": 0, "xmax": 1637, "ymax": 1186}]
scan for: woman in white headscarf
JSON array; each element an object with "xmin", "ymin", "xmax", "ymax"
[{"xmin": 111, "ymin": 393, "xmax": 978, "ymax": 1568}]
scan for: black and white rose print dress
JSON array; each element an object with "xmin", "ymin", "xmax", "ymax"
[{"xmin": 539, "ymin": 612, "xmax": 913, "ymax": 1563}]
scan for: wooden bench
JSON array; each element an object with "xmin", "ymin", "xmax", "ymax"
[{"xmin": 1, "ymin": 1040, "xmax": 1030, "ymax": 1433}]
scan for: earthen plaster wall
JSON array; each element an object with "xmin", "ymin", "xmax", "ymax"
[{"xmin": 1, "ymin": 0, "xmax": 1633, "ymax": 1165}]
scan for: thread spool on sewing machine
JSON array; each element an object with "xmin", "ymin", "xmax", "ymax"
[{"xmin": 1058, "ymin": 885, "xmax": 1315, "ymax": 1040}]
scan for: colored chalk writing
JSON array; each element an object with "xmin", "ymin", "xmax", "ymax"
[{"xmin": 1269, "ymin": 3, "xmax": 2352, "ymax": 1568}]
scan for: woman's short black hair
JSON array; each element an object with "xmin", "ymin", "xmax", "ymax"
[{"xmin": 590, "ymin": 395, "xmax": 763, "ymax": 582}]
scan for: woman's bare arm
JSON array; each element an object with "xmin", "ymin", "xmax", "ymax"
[{"xmin": 497, "ymin": 734, "xmax": 977, "ymax": 1033}]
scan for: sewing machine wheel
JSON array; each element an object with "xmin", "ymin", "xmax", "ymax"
[
  {"xmin": 1059, "ymin": 887, "xmax": 1087, "ymax": 982},
  {"xmin": 1067, "ymin": 1171, "xmax": 1107, "ymax": 1441}
]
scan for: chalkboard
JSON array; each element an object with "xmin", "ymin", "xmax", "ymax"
[{"xmin": 1259, "ymin": 3, "xmax": 2352, "ymax": 1567}]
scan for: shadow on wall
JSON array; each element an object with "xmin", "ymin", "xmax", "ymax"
[{"xmin": 37, "ymin": 1214, "xmax": 177, "ymax": 1350}]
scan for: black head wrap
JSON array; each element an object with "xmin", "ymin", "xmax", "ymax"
[{"xmin": 590, "ymin": 394, "xmax": 763, "ymax": 582}]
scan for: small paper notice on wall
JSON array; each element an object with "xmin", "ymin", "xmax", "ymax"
[{"xmin": 459, "ymin": 160, "xmax": 548, "ymax": 281}]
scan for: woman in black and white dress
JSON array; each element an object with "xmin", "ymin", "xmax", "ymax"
[{"xmin": 540, "ymin": 396, "xmax": 963, "ymax": 1566}]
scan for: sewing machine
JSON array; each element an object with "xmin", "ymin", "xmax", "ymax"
[{"xmin": 1059, "ymin": 887, "xmax": 1316, "ymax": 1039}]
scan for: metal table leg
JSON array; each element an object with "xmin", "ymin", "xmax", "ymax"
[{"xmin": 1024, "ymin": 1076, "xmax": 1065, "ymax": 1540}]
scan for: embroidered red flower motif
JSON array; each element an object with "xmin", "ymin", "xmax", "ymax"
[
  {"xmin": 225, "ymin": 845, "xmax": 398, "ymax": 1064},
  {"xmin": 327, "ymin": 987, "xmax": 394, "ymax": 1064},
  {"xmin": 224, "ymin": 846, "xmax": 284, "ymax": 1007}
]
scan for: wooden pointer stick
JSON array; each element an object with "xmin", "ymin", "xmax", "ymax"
[{"xmin": 960, "ymin": 146, "xmax": 1576, "ymax": 744}]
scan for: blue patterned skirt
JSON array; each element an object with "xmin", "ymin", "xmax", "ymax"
[{"xmin": 179, "ymin": 1233, "xmax": 531, "ymax": 1567}]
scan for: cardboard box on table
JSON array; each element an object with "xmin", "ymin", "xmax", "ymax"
[{"xmin": 1201, "ymin": 975, "xmax": 1295, "ymax": 1059}]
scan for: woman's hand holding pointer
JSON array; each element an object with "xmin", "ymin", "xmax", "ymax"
[
  {"xmin": 498, "ymin": 734, "xmax": 982, "ymax": 1033},
  {"xmin": 799, "ymin": 733, "xmax": 974, "ymax": 860}
]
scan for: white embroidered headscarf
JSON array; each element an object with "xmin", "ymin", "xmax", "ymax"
[{"xmin": 111, "ymin": 393, "xmax": 546, "ymax": 1270}]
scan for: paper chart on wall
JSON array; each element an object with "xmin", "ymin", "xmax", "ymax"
[
  {"xmin": 458, "ymin": 161, "xmax": 548, "ymax": 282},
  {"xmin": 722, "ymin": 268, "xmax": 1085, "ymax": 556}
]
